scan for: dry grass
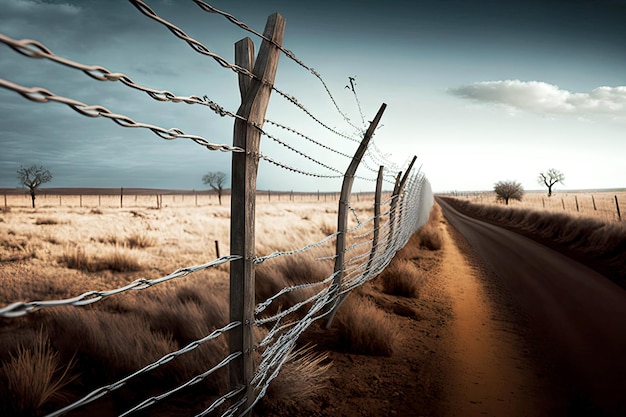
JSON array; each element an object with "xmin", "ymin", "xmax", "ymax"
[
  {"xmin": 0, "ymin": 191, "xmax": 423, "ymax": 414},
  {"xmin": 379, "ymin": 258, "xmax": 425, "ymax": 298},
  {"xmin": 0, "ymin": 329, "xmax": 77, "ymax": 416},
  {"xmin": 259, "ymin": 345, "xmax": 332, "ymax": 413},
  {"xmin": 334, "ymin": 295, "xmax": 397, "ymax": 356},
  {"xmin": 35, "ymin": 217, "xmax": 60, "ymax": 225},
  {"xmin": 58, "ymin": 246, "xmax": 142, "ymax": 272}
]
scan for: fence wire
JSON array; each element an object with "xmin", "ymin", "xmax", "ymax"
[{"xmin": 0, "ymin": 2, "xmax": 434, "ymax": 416}]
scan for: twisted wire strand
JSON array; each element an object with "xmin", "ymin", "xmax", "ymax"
[
  {"xmin": 45, "ymin": 321, "xmax": 242, "ymax": 417},
  {"xmin": 254, "ymin": 230, "xmax": 338, "ymax": 265},
  {"xmin": 257, "ymin": 153, "xmax": 342, "ymax": 179},
  {"xmin": 0, "ymin": 78, "xmax": 243, "ymax": 153},
  {"xmin": 259, "ymin": 128, "xmax": 345, "ymax": 176},
  {"xmin": 0, "ymin": 34, "xmax": 241, "ymax": 120},
  {"xmin": 264, "ymin": 119, "xmax": 352, "ymax": 158},
  {"xmin": 191, "ymin": 0, "xmax": 361, "ymax": 132},
  {"xmin": 194, "ymin": 386, "xmax": 246, "ymax": 417},
  {"xmin": 0, "ymin": 255, "xmax": 241, "ymax": 317},
  {"xmin": 119, "ymin": 351, "xmax": 242, "ymax": 417},
  {"xmin": 129, "ymin": 0, "xmax": 358, "ymax": 142}
]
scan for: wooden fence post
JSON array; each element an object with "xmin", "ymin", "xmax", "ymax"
[
  {"xmin": 575, "ymin": 195, "xmax": 579, "ymax": 212},
  {"xmin": 592, "ymin": 195, "xmax": 597, "ymax": 211},
  {"xmin": 230, "ymin": 13, "xmax": 284, "ymax": 415},
  {"xmin": 388, "ymin": 156, "xmax": 417, "ymax": 252},
  {"xmin": 615, "ymin": 195, "xmax": 621, "ymax": 221},
  {"xmin": 364, "ymin": 166, "xmax": 384, "ymax": 277},
  {"xmin": 3, "ymin": 194, "xmax": 7, "ymax": 211},
  {"xmin": 215, "ymin": 240, "xmax": 221, "ymax": 258},
  {"xmin": 325, "ymin": 103, "xmax": 387, "ymax": 329},
  {"xmin": 120, "ymin": 187, "xmax": 124, "ymax": 208}
]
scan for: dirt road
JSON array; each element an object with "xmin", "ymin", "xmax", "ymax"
[{"xmin": 437, "ymin": 197, "xmax": 626, "ymax": 417}]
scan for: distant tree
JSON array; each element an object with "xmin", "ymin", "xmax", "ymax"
[
  {"xmin": 202, "ymin": 171, "xmax": 227, "ymax": 205},
  {"xmin": 538, "ymin": 168, "xmax": 565, "ymax": 197},
  {"xmin": 17, "ymin": 165, "xmax": 53, "ymax": 208},
  {"xmin": 494, "ymin": 180, "xmax": 524, "ymax": 205}
]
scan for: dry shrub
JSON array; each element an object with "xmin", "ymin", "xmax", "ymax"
[
  {"xmin": 320, "ymin": 221, "xmax": 335, "ymax": 236},
  {"xmin": 0, "ymin": 329, "xmax": 77, "ymax": 416},
  {"xmin": 380, "ymin": 259, "xmax": 425, "ymax": 298},
  {"xmin": 334, "ymin": 295, "xmax": 396, "ymax": 356},
  {"xmin": 416, "ymin": 222, "xmax": 443, "ymax": 250},
  {"xmin": 35, "ymin": 217, "xmax": 59, "ymax": 225},
  {"xmin": 126, "ymin": 232, "xmax": 157, "ymax": 249},
  {"xmin": 59, "ymin": 247, "xmax": 141, "ymax": 272},
  {"xmin": 46, "ymin": 308, "xmax": 177, "ymax": 382},
  {"xmin": 260, "ymin": 345, "xmax": 332, "ymax": 412}
]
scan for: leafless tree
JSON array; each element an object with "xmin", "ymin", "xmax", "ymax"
[
  {"xmin": 538, "ymin": 168, "xmax": 565, "ymax": 197},
  {"xmin": 17, "ymin": 165, "xmax": 53, "ymax": 208},
  {"xmin": 202, "ymin": 171, "xmax": 227, "ymax": 205},
  {"xmin": 494, "ymin": 180, "xmax": 524, "ymax": 205}
]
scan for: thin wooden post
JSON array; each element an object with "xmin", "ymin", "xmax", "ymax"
[
  {"xmin": 325, "ymin": 103, "xmax": 387, "ymax": 329},
  {"xmin": 388, "ymin": 156, "xmax": 417, "ymax": 251},
  {"xmin": 3, "ymin": 194, "xmax": 7, "ymax": 211},
  {"xmin": 59, "ymin": 195, "xmax": 61, "ymax": 206},
  {"xmin": 575, "ymin": 195, "xmax": 579, "ymax": 212},
  {"xmin": 592, "ymin": 195, "xmax": 597, "ymax": 211},
  {"xmin": 230, "ymin": 13, "xmax": 284, "ymax": 416},
  {"xmin": 561, "ymin": 198, "xmax": 565, "ymax": 210},
  {"xmin": 615, "ymin": 195, "xmax": 621, "ymax": 221},
  {"xmin": 215, "ymin": 240, "xmax": 221, "ymax": 258},
  {"xmin": 120, "ymin": 187, "xmax": 124, "ymax": 208},
  {"xmin": 268, "ymin": 189, "xmax": 271, "ymax": 202},
  {"xmin": 364, "ymin": 166, "xmax": 384, "ymax": 277},
  {"xmin": 98, "ymin": 194, "xmax": 101, "ymax": 206}
]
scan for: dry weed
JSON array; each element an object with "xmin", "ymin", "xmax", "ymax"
[
  {"xmin": 260, "ymin": 345, "xmax": 332, "ymax": 412},
  {"xmin": 380, "ymin": 258, "xmax": 425, "ymax": 298},
  {"xmin": 334, "ymin": 295, "xmax": 397, "ymax": 356},
  {"xmin": 0, "ymin": 329, "xmax": 77, "ymax": 416},
  {"xmin": 58, "ymin": 246, "xmax": 141, "ymax": 272}
]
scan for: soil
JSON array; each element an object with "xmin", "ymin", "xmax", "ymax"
[{"xmin": 259, "ymin": 215, "xmax": 566, "ymax": 417}]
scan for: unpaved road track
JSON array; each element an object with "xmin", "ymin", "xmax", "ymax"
[{"xmin": 437, "ymin": 197, "xmax": 626, "ymax": 417}]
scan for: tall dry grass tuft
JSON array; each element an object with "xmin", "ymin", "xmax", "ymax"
[
  {"xmin": 0, "ymin": 329, "xmax": 77, "ymax": 416},
  {"xmin": 58, "ymin": 246, "xmax": 141, "ymax": 272},
  {"xmin": 334, "ymin": 295, "xmax": 397, "ymax": 356},
  {"xmin": 379, "ymin": 259, "xmax": 425, "ymax": 298},
  {"xmin": 125, "ymin": 232, "xmax": 157, "ymax": 249},
  {"xmin": 259, "ymin": 345, "xmax": 332, "ymax": 413}
]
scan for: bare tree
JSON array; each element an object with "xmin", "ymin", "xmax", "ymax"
[
  {"xmin": 202, "ymin": 171, "xmax": 227, "ymax": 205},
  {"xmin": 17, "ymin": 165, "xmax": 53, "ymax": 208},
  {"xmin": 494, "ymin": 180, "xmax": 524, "ymax": 205},
  {"xmin": 538, "ymin": 168, "xmax": 565, "ymax": 197}
]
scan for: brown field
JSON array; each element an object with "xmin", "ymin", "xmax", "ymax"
[
  {"xmin": 1, "ymin": 190, "xmax": 435, "ymax": 416},
  {"xmin": 452, "ymin": 189, "xmax": 626, "ymax": 223}
]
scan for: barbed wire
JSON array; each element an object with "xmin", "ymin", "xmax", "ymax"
[
  {"xmin": 0, "ymin": 34, "xmax": 240, "ymax": 120},
  {"xmin": 190, "ymin": 0, "xmax": 362, "ymax": 132},
  {"xmin": 129, "ymin": 0, "xmax": 359, "ymax": 142},
  {"xmin": 257, "ymin": 153, "xmax": 342, "ymax": 179},
  {"xmin": 0, "ymin": 255, "xmax": 240, "ymax": 317},
  {"xmin": 264, "ymin": 119, "xmax": 352, "ymax": 158},
  {"xmin": 45, "ymin": 322, "xmax": 241, "ymax": 417},
  {"xmin": 0, "ymin": 78, "xmax": 243, "ymax": 153},
  {"xmin": 119, "ymin": 351, "xmax": 242, "ymax": 417}
]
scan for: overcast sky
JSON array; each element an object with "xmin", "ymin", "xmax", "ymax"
[{"xmin": 1, "ymin": 0, "xmax": 625, "ymax": 192}]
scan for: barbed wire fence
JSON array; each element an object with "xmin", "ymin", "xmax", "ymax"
[{"xmin": 0, "ymin": 1, "xmax": 433, "ymax": 416}]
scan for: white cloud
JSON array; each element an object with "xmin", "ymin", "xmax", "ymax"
[{"xmin": 449, "ymin": 80, "xmax": 626, "ymax": 115}]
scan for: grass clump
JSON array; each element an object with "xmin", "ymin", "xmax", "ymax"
[
  {"xmin": 59, "ymin": 247, "xmax": 141, "ymax": 272},
  {"xmin": 35, "ymin": 218, "xmax": 59, "ymax": 225},
  {"xmin": 126, "ymin": 232, "xmax": 157, "ymax": 249},
  {"xmin": 260, "ymin": 345, "xmax": 332, "ymax": 413},
  {"xmin": 0, "ymin": 329, "xmax": 77, "ymax": 417},
  {"xmin": 334, "ymin": 295, "xmax": 397, "ymax": 356},
  {"xmin": 380, "ymin": 259, "xmax": 425, "ymax": 298}
]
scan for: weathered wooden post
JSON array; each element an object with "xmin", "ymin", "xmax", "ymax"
[
  {"xmin": 325, "ymin": 103, "xmax": 387, "ymax": 328},
  {"xmin": 120, "ymin": 187, "xmax": 124, "ymax": 208},
  {"xmin": 215, "ymin": 240, "xmax": 221, "ymax": 258},
  {"xmin": 230, "ymin": 13, "xmax": 284, "ymax": 415},
  {"xmin": 615, "ymin": 195, "xmax": 621, "ymax": 221},
  {"xmin": 592, "ymin": 195, "xmax": 597, "ymax": 211},
  {"xmin": 575, "ymin": 195, "xmax": 579, "ymax": 212},
  {"xmin": 364, "ymin": 166, "xmax": 384, "ymax": 277}
]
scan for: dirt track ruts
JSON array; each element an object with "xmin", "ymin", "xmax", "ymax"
[{"xmin": 437, "ymin": 197, "xmax": 626, "ymax": 417}]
